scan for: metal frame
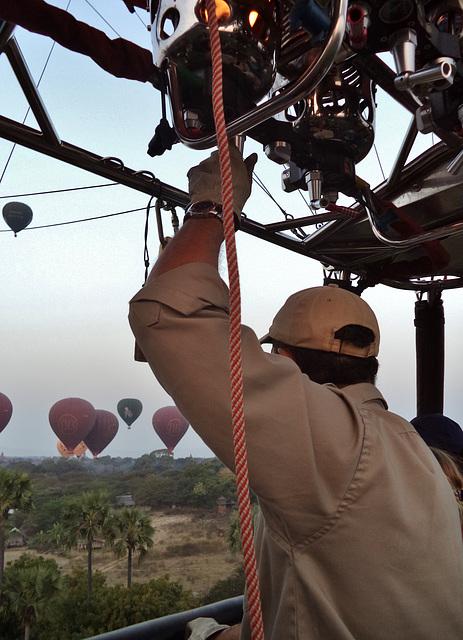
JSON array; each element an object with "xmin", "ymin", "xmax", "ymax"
[
  {"xmin": 3, "ymin": 27, "xmax": 463, "ymax": 294},
  {"xmin": 1, "ymin": 19, "xmax": 461, "ymax": 420}
]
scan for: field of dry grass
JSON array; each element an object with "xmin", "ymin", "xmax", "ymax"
[{"xmin": 5, "ymin": 508, "xmax": 242, "ymax": 598}]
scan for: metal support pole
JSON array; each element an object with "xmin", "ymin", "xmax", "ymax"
[{"xmin": 414, "ymin": 289, "xmax": 445, "ymax": 416}]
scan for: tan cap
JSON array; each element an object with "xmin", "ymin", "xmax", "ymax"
[{"xmin": 262, "ymin": 284, "xmax": 380, "ymax": 358}]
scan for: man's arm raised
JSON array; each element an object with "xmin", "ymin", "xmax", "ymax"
[
  {"xmin": 148, "ymin": 143, "xmax": 256, "ymax": 282},
  {"xmin": 147, "ymin": 216, "xmax": 224, "ymax": 281}
]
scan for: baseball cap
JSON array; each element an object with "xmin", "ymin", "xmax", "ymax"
[
  {"xmin": 410, "ymin": 414, "xmax": 463, "ymax": 456},
  {"xmin": 261, "ymin": 284, "xmax": 380, "ymax": 358}
]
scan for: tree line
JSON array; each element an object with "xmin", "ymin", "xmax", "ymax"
[{"xmin": 5, "ymin": 452, "xmax": 239, "ymax": 538}]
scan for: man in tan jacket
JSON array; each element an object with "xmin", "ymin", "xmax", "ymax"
[{"xmin": 129, "ymin": 145, "xmax": 463, "ymax": 639}]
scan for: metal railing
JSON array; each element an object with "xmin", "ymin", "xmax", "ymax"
[{"xmin": 85, "ymin": 596, "xmax": 243, "ymax": 640}]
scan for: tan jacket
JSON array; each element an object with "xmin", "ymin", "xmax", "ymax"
[{"xmin": 130, "ymin": 263, "xmax": 463, "ymax": 639}]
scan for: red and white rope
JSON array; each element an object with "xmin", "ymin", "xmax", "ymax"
[{"xmin": 205, "ymin": 1, "xmax": 264, "ymax": 638}]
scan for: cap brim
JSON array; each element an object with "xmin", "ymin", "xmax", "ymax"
[{"xmin": 259, "ymin": 333, "xmax": 272, "ymax": 345}]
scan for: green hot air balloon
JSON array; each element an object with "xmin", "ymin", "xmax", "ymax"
[
  {"xmin": 2, "ymin": 202, "xmax": 33, "ymax": 236},
  {"xmin": 117, "ymin": 398, "xmax": 143, "ymax": 429}
]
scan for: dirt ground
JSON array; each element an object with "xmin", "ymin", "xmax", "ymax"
[{"xmin": 4, "ymin": 508, "xmax": 242, "ymax": 598}]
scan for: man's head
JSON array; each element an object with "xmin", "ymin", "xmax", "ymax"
[{"xmin": 262, "ymin": 284, "xmax": 380, "ymax": 385}]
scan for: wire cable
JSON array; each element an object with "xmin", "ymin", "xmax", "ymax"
[
  {"xmin": 0, "ymin": 206, "xmax": 145, "ymax": 232},
  {"xmin": 0, "ymin": 182, "xmax": 118, "ymax": 199},
  {"xmin": 143, "ymin": 196, "xmax": 155, "ymax": 282},
  {"xmin": 82, "ymin": 0, "xmax": 122, "ymax": 38},
  {"xmin": 297, "ymin": 189, "xmax": 310, "ymax": 209},
  {"xmin": 252, "ymin": 172, "xmax": 289, "ymax": 217},
  {"xmin": 132, "ymin": 7, "xmax": 149, "ymax": 29},
  {"xmin": 373, "ymin": 142, "xmax": 386, "ymax": 182}
]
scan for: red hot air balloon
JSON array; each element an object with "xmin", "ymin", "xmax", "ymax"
[
  {"xmin": 117, "ymin": 398, "xmax": 143, "ymax": 429},
  {"xmin": 49, "ymin": 398, "xmax": 96, "ymax": 452},
  {"xmin": 2, "ymin": 202, "xmax": 33, "ymax": 236},
  {"xmin": 84, "ymin": 410, "xmax": 119, "ymax": 458},
  {"xmin": 152, "ymin": 406, "xmax": 189, "ymax": 452},
  {"xmin": 0, "ymin": 393, "xmax": 13, "ymax": 434}
]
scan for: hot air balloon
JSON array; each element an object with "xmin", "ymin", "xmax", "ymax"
[
  {"xmin": 117, "ymin": 398, "xmax": 143, "ymax": 429},
  {"xmin": 74, "ymin": 441, "xmax": 88, "ymax": 458},
  {"xmin": 57, "ymin": 440, "xmax": 87, "ymax": 459},
  {"xmin": 57, "ymin": 440, "xmax": 73, "ymax": 459},
  {"xmin": 0, "ymin": 393, "xmax": 13, "ymax": 434},
  {"xmin": 84, "ymin": 409, "xmax": 119, "ymax": 457},
  {"xmin": 152, "ymin": 406, "xmax": 189, "ymax": 453},
  {"xmin": 49, "ymin": 398, "xmax": 96, "ymax": 452},
  {"xmin": 2, "ymin": 201, "xmax": 33, "ymax": 236}
]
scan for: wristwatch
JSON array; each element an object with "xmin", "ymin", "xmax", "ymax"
[{"xmin": 183, "ymin": 200, "xmax": 240, "ymax": 229}]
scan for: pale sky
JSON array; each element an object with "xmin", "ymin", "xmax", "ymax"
[{"xmin": 1, "ymin": 1, "xmax": 462, "ymax": 460}]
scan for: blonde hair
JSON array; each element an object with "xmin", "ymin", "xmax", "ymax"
[{"xmin": 431, "ymin": 447, "xmax": 463, "ymax": 522}]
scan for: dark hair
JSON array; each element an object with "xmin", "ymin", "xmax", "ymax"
[{"xmin": 272, "ymin": 325, "xmax": 378, "ymax": 385}]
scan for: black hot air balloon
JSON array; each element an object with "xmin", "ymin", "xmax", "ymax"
[
  {"xmin": 117, "ymin": 398, "xmax": 143, "ymax": 429},
  {"xmin": 49, "ymin": 398, "xmax": 96, "ymax": 452},
  {"xmin": 152, "ymin": 406, "xmax": 189, "ymax": 453},
  {"xmin": 84, "ymin": 409, "xmax": 119, "ymax": 458},
  {"xmin": 0, "ymin": 393, "xmax": 13, "ymax": 434},
  {"xmin": 2, "ymin": 202, "xmax": 33, "ymax": 236}
]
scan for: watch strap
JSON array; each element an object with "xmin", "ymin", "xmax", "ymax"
[{"xmin": 184, "ymin": 201, "xmax": 240, "ymax": 229}]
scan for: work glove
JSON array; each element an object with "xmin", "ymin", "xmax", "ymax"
[
  {"xmin": 186, "ymin": 617, "xmax": 230, "ymax": 639},
  {"xmin": 187, "ymin": 144, "xmax": 258, "ymax": 214}
]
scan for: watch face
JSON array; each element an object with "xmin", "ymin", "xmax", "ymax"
[{"xmin": 191, "ymin": 200, "xmax": 217, "ymax": 212}]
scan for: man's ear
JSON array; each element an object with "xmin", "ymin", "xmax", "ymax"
[{"xmin": 276, "ymin": 347, "xmax": 296, "ymax": 362}]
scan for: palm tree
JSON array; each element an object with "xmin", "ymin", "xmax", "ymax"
[
  {"xmin": 1, "ymin": 557, "xmax": 62, "ymax": 640},
  {"xmin": 113, "ymin": 507, "xmax": 155, "ymax": 587},
  {"xmin": 0, "ymin": 469, "xmax": 33, "ymax": 581},
  {"xmin": 61, "ymin": 489, "xmax": 115, "ymax": 598}
]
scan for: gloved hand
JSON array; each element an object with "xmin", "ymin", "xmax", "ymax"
[
  {"xmin": 187, "ymin": 144, "xmax": 258, "ymax": 214},
  {"xmin": 185, "ymin": 617, "xmax": 230, "ymax": 639}
]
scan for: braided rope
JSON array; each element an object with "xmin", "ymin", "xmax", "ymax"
[{"xmin": 205, "ymin": 2, "xmax": 264, "ymax": 638}]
